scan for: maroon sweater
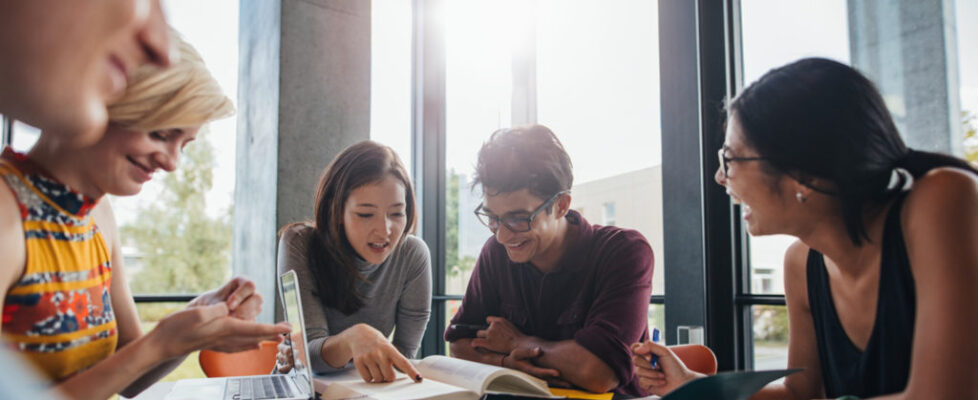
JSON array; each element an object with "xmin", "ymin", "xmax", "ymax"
[{"xmin": 445, "ymin": 210, "xmax": 654, "ymax": 396}]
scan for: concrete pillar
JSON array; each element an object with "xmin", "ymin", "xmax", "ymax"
[
  {"xmin": 235, "ymin": 0, "xmax": 371, "ymax": 322},
  {"xmin": 848, "ymin": 0, "xmax": 962, "ymax": 155}
]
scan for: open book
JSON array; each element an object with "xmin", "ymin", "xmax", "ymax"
[{"xmin": 314, "ymin": 355, "xmax": 562, "ymax": 400}]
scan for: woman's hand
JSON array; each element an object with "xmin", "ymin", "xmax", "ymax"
[
  {"xmin": 346, "ymin": 324, "xmax": 423, "ymax": 384},
  {"xmin": 150, "ymin": 303, "xmax": 290, "ymax": 359},
  {"xmin": 630, "ymin": 340, "xmax": 703, "ymax": 396},
  {"xmin": 276, "ymin": 340, "xmax": 296, "ymax": 373},
  {"xmin": 188, "ymin": 277, "xmax": 263, "ymax": 320}
]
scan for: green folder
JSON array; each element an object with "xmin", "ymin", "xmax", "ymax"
[{"xmin": 662, "ymin": 369, "xmax": 802, "ymax": 400}]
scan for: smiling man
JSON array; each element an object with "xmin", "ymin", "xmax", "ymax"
[{"xmin": 445, "ymin": 125, "xmax": 654, "ymax": 396}]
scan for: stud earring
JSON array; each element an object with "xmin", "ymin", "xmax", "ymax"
[{"xmin": 795, "ymin": 192, "xmax": 806, "ymax": 203}]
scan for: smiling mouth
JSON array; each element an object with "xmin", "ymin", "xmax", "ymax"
[
  {"xmin": 368, "ymin": 241, "xmax": 390, "ymax": 250},
  {"xmin": 505, "ymin": 240, "xmax": 529, "ymax": 250},
  {"xmin": 127, "ymin": 156, "xmax": 154, "ymax": 175}
]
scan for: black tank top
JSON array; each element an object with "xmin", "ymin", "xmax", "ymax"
[{"xmin": 806, "ymin": 196, "xmax": 916, "ymax": 398}]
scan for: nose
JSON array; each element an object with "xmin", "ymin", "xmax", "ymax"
[
  {"xmin": 153, "ymin": 145, "xmax": 179, "ymax": 172},
  {"xmin": 493, "ymin": 223, "xmax": 511, "ymax": 243},
  {"xmin": 714, "ymin": 165, "xmax": 726, "ymax": 186},
  {"xmin": 137, "ymin": 0, "xmax": 173, "ymax": 68}
]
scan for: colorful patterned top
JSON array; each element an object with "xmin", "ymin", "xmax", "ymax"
[{"xmin": 0, "ymin": 147, "xmax": 117, "ymax": 381}]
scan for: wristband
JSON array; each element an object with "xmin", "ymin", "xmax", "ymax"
[{"xmin": 836, "ymin": 396, "xmax": 861, "ymax": 400}]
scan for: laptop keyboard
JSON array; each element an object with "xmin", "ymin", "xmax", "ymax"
[{"xmin": 224, "ymin": 375, "xmax": 298, "ymax": 400}]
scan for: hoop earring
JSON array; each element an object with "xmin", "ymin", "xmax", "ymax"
[{"xmin": 795, "ymin": 192, "xmax": 806, "ymax": 204}]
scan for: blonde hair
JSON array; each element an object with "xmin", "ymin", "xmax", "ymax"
[{"xmin": 107, "ymin": 31, "xmax": 234, "ymax": 131}]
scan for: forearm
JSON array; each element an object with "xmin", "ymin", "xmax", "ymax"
[
  {"xmin": 54, "ymin": 333, "xmax": 166, "ymax": 400},
  {"xmin": 319, "ymin": 333, "xmax": 354, "ymax": 369},
  {"xmin": 450, "ymin": 339, "xmax": 505, "ymax": 366},
  {"xmin": 119, "ymin": 354, "xmax": 189, "ymax": 398},
  {"xmin": 749, "ymin": 383, "xmax": 804, "ymax": 400},
  {"xmin": 520, "ymin": 338, "xmax": 618, "ymax": 393}
]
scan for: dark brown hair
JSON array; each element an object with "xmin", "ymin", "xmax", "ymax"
[
  {"xmin": 473, "ymin": 124, "xmax": 573, "ymax": 202},
  {"xmin": 284, "ymin": 140, "xmax": 417, "ymax": 315}
]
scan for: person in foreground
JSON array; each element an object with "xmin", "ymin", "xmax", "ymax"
[
  {"xmin": 632, "ymin": 58, "xmax": 978, "ymax": 399},
  {"xmin": 0, "ymin": 0, "xmax": 171, "ymax": 143},
  {"xmin": 0, "ymin": 35, "xmax": 290, "ymax": 400},
  {"xmin": 445, "ymin": 125, "xmax": 654, "ymax": 396},
  {"xmin": 277, "ymin": 141, "xmax": 431, "ymax": 384},
  {"xmin": 0, "ymin": 2, "xmax": 171, "ymax": 398}
]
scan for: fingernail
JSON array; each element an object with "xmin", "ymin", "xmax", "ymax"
[{"xmin": 415, "ymin": 375, "xmax": 422, "ymax": 382}]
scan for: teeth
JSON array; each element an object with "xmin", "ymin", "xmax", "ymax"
[{"xmin": 368, "ymin": 242, "xmax": 387, "ymax": 248}]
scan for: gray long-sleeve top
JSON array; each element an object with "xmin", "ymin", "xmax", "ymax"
[{"xmin": 277, "ymin": 224, "xmax": 432, "ymax": 373}]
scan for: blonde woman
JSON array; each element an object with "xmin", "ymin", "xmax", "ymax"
[{"xmin": 0, "ymin": 33, "xmax": 289, "ymax": 400}]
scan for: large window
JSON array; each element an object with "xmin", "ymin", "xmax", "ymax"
[
  {"xmin": 424, "ymin": 0, "xmax": 665, "ymax": 355},
  {"xmin": 370, "ymin": 0, "xmax": 413, "ymax": 168},
  {"xmin": 736, "ymin": 0, "xmax": 975, "ymax": 370}
]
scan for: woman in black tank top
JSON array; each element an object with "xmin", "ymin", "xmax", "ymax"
[{"xmin": 631, "ymin": 58, "xmax": 978, "ymax": 399}]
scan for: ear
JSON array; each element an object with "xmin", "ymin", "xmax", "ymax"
[
  {"xmin": 789, "ymin": 176, "xmax": 817, "ymax": 201},
  {"xmin": 553, "ymin": 193, "xmax": 572, "ymax": 218}
]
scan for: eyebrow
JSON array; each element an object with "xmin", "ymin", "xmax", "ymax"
[
  {"xmin": 481, "ymin": 206, "xmax": 532, "ymax": 217},
  {"xmin": 355, "ymin": 202, "xmax": 405, "ymax": 208}
]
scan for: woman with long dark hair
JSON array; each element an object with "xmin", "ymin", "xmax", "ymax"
[
  {"xmin": 633, "ymin": 58, "xmax": 978, "ymax": 399},
  {"xmin": 277, "ymin": 141, "xmax": 431, "ymax": 384}
]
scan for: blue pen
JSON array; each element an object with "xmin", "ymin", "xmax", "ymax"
[{"xmin": 650, "ymin": 328, "xmax": 660, "ymax": 369}]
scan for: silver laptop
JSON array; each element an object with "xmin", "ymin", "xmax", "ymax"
[{"xmin": 164, "ymin": 270, "xmax": 315, "ymax": 400}]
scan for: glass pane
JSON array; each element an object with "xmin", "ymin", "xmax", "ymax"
[
  {"xmin": 752, "ymin": 305, "xmax": 789, "ymax": 371},
  {"xmin": 11, "ymin": 120, "xmax": 40, "ymax": 152},
  {"xmin": 117, "ymin": 0, "xmax": 238, "ymax": 295},
  {"xmin": 647, "ymin": 303, "xmax": 665, "ymax": 344},
  {"xmin": 444, "ymin": 0, "xmax": 516, "ymax": 295},
  {"xmin": 370, "ymin": 0, "xmax": 413, "ymax": 169},
  {"xmin": 740, "ymin": 0, "xmax": 849, "ymax": 295},
  {"xmin": 445, "ymin": 299, "xmax": 463, "ymax": 355},
  {"xmin": 958, "ymin": 0, "xmax": 978, "ymax": 163},
  {"xmin": 536, "ymin": 0, "xmax": 663, "ymax": 295}
]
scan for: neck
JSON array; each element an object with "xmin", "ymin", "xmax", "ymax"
[
  {"xmin": 796, "ymin": 205, "xmax": 889, "ymax": 278},
  {"xmin": 530, "ymin": 216, "xmax": 572, "ymax": 274},
  {"xmin": 27, "ymin": 134, "xmax": 105, "ymax": 200}
]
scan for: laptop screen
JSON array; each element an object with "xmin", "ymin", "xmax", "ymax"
[{"xmin": 279, "ymin": 270, "xmax": 314, "ymax": 396}]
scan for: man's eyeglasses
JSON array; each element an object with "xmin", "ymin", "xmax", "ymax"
[
  {"xmin": 717, "ymin": 148, "xmax": 766, "ymax": 179},
  {"xmin": 474, "ymin": 191, "xmax": 569, "ymax": 233}
]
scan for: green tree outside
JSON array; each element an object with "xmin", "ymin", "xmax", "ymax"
[
  {"xmin": 964, "ymin": 111, "xmax": 977, "ymax": 164},
  {"xmin": 122, "ymin": 133, "xmax": 232, "ymax": 295}
]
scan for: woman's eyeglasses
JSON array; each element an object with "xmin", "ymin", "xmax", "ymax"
[{"xmin": 718, "ymin": 148, "xmax": 766, "ymax": 179}]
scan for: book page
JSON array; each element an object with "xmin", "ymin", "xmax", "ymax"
[
  {"xmin": 319, "ymin": 376, "xmax": 477, "ymax": 400},
  {"xmin": 417, "ymin": 356, "xmax": 553, "ymax": 397},
  {"xmin": 416, "ymin": 355, "xmax": 502, "ymax": 393}
]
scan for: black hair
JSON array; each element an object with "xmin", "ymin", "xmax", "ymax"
[
  {"xmin": 729, "ymin": 57, "xmax": 977, "ymax": 245},
  {"xmin": 473, "ymin": 124, "xmax": 574, "ymax": 203}
]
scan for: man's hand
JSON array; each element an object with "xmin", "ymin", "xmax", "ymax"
[
  {"xmin": 188, "ymin": 277, "xmax": 262, "ymax": 320},
  {"xmin": 501, "ymin": 346, "xmax": 560, "ymax": 380},
  {"xmin": 471, "ymin": 316, "xmax": 525, "ymax": 354}
]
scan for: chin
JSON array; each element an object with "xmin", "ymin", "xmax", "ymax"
[{"xmin": 110, "ymin": 184, "xmax": 144, "ymax": 197}]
